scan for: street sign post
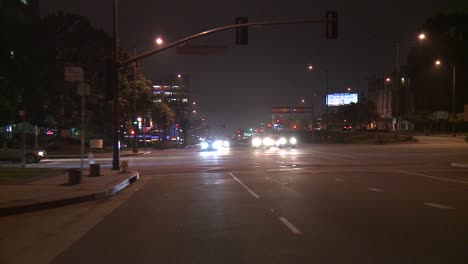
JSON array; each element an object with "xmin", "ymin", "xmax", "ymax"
[{"xmin": 77, "ymin": 83, "xmax": 91, "ymax": 178}]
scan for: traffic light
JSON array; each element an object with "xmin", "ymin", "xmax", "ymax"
[
  {"xmin": 235, "ymin": 17, "xmax": 248, "ymax": 45},
  {"xmin": 325, "ymin": 11, "xmax": 338, "ymax": 39},
  {"xmin": 130, "ymin": 130, "xmax": 135, "ymax": 135},
  {"xmin": 133, "ymin": 121, "xmax": 138, "ymax": 125},
  {"xmin": 293, "ymin": 124, "xmax": 297, "ymax": 129}
]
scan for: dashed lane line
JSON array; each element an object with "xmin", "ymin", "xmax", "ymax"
[{"xmin": 228, "ymin": 172, "xmax": 260, "ymax": 199}]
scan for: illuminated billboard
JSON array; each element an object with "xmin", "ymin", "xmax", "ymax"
[{"xmin": 326, "ymin": 93, "xmax": 358, "ymax": 106}]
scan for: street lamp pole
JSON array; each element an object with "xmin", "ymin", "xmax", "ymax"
[
  {"xmin": 395, "ymin": 41, "xmax": 400, "ymax": 139},
  {"xmin": 452, "ymin": 64, "xmax": 456, "ymax": 136},
  {"xmin": 133, "ymin": 47, "xmax": 138, "ymax": 153},
  {"xmin": 112, "ymin": 0, "xmax": 120, "ymax": 170},
  {"xmin": 325, "ymin": 69, "xmax": 329, "ymax": 130}
]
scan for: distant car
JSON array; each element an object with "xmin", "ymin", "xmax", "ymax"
[
  {"xmin": 251, "ymin": 133, "xmax": 297, "ymax": 149},
  {"xmin": 343, "ymin": 125, "xmax": 353, "ymax": 132},
  {"xmin": 200, "ymin": 139, "xmax": 230, "ymax": 151},
  {"xmin": 0, "ymin": 140, "xmax": 47, "ymax": 163}
]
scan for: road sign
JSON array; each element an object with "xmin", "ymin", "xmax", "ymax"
[
  {"xmin": 433, "ymin": 111, "xmax": 449, "ymax": 120},
  {"xmin": 65, "ymin": 66, "xmax": 84, "ymax": 82}
]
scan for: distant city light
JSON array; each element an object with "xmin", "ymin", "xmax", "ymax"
[
  {"xmin": 308, "ymin": 65, "xmax": 313, "ymax": 70},
  {"xmin": 347, "ymin": 87, "xmax": 351, "ymax": 91},
  {"xmin": 435, "ymin": 60, "xmax": 441, "ymax": 66},
  {"xmin": 385, "ymin": 77, "xmax": 391, "ymax": 82},
  {"xmin": 177, "ymin": 74, "xmax": 182, "ymax": 78},
  {"xmin": 418, "ymin": 33, "xmax": 426, "ymax": 40}
]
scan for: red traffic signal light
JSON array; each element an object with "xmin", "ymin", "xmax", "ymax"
[
  {"xmin": 293, "ymin": 125, "xmax": 297, "ymax": 129},
  {"xmin": 130, "ymin": 130, "xmax": 135, "ymax": 135}
]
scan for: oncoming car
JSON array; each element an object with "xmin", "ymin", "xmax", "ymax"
[
  {"xmin": 0, "ymin": 140, "xmax": 47, "ymax": 163},
  {"xmin": 251, "ymin": 134, "xmax": 297, "ymax": 149},
  {"xmin": 200, "ymin": 139, "xmax": 230, "ymax": 151}
]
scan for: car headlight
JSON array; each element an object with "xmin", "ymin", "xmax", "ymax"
[
  {"xmin": 213, "ymin": 140, "xmax": 223, "ymax": 149},
  {"xmin": 289, "ymin": 137, "xmax": 297, "ymax": 145},
  {"xmin": 223, "ymin": 140, "xmax": 230, "ymax": 148},
  {"xmin": 37, "ymin": 151, "xmax": 45, "ymax": 157},
  {"xmin": 201, "ymin": 142, "xmax": 209, "ymax": 149},
  {"xmin": 263, "ymin": 137, "xmax": 274, "ymax": 146},
  {"xmin": 278, "ymin": 137, "xmax": 287, "ymax": 145},
  {"xmin": 252, "ymin": 138, "xmax": 262, "ymax": 147}
]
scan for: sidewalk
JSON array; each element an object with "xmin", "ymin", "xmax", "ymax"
[
  {"xmin": 46, "ymin": 149, "xmax": 150, "ymax": 159},
  {"xmin": 0, "ymin": 169, "xmax": 139, "ymax": 216}
]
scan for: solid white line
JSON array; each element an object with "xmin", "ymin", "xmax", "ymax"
[
  {"xmin": 278, "ymin": 216, "xmax": 302, "ymax": 235},
  {"xmin": 399, "ymin": 171, "xmax": 468, "ymax": 184},
  {"xmin": 229, "ymin": 172, "xmax": 260, "ymax": 199},
  {"xmin": 368, "ymin": 187, "xmax": 384, "ymax": 192},
  {"xmin": 424, "ymin": 203, "xmax": 452, "ymax": 210}
]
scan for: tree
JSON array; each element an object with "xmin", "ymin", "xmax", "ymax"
[{"xmin": 337, "ymin": 100, "xmax": 379, "ymax": 129}]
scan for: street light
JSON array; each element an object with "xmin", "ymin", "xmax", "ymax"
[
  {"xmin": 434, "ymin": 59, "xmax": 457, "ymax": 136},
  {"xmin": 308, "ymin": 64, "xmax": 329, "ymax": 130},
  {"xmin": 155, "ymin": 37, "xmax": 164, "ymax": 45},
  {"xmin": 418, "ymin": 33, "xmax": 426, "ymax": 40},
  {"xmin": 385, "ymin": 77, "xmax": 391, "ymax": 83}
]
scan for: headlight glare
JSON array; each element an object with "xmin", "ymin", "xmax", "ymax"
[
  {"xmin": 289, "ymin": 137, "xmax": 297, "ymax": 145},
  {"xmin": 201, "ymin": 142, "xmax": 209, "ymax": 149}
]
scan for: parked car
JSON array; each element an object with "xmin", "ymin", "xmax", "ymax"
[{"xmin": 0, "ymin": 140, "xmax": 47, "ymax": 163}]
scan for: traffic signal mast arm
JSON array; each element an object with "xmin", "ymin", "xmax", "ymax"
[{"xmin": 119, "ymin": 19, "xmax": 325, "ymax": 66}]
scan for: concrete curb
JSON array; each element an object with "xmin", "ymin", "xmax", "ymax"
[
  {"xmin": 0, "ymin": 172, "xmax": 140, "ymax": 217},
  {"xmin": 451, "ymin": 163, "xmax": 468, "ymax": 168}
]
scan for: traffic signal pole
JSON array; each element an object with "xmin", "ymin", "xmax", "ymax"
[{"xmin": 112, "ymin": 3, "xmax": 335, "ymax": 169}]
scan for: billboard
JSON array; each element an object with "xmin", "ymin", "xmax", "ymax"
[{"xmin": 326, "ymin": 93, "xmax": 358, "ymax": 106}]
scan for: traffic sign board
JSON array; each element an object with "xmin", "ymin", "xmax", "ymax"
[{"xmin": 65, "ymin": 66, "xmax": 84, "ymax": 82}]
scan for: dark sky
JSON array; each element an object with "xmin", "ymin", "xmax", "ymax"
[{"xmin": 40, "ymin": 0, "xmax": 467, "ymax": 131}]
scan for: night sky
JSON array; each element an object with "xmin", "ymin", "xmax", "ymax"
[{"xmin": 40, "ymin": 0, "xmax": 466, "ymax": 131}]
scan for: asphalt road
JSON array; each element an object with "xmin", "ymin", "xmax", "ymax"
[{"xmin": 39, "ymin": 142, "xmax": 468, "ymax": 263}]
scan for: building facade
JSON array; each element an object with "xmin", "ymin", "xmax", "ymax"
[{"xmin": 368, "ymin": 69, "xmax": 413, "ymax": 130}]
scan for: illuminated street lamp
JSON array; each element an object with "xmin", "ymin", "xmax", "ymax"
[
  {"xmin": 308, "ymin": 64, "xmax": 329, "ymax": 129},
  {"xmin": 177, "ymin": 73, "xmax": 182, "ymax": 78},
  {"xmin": 385, "ymin": 77, "xmax": 391, "ymax": 83},
  {"xmin": 418, "ymin": 33, "xmax": 426, "ymax": 40},
  {"xmin": 346, "ymin": 87, "xmax": 351, "ymax": 91},
  {"xmin": 155, "ymin": 37, "xmax": 164, "ymax": 45},
  {"xmin": 434, "ymin": 59, "xmax": 457, "ymax": 136}
]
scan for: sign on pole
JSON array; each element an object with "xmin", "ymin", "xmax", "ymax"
[{"xmin": 65, "ymin": 66, "xmax": 84, "ymax": 82}]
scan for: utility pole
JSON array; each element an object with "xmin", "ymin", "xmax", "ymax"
[
  {"xmin": 133, "ymin": 47, "xmax": 138, "ymax": 153},
  {"xmin": 112, "ymin": 0, "xmax": 120, "ymax": 170},
  {"xmin": 395, "ymin": 41, "xmax": 400, "ymax": 140},
  {"xmin": 452, "ymin": 64, "xmax": 456, "ymax": 137}
]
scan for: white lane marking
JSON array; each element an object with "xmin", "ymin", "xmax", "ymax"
[
  {"xmin": 368, "ymin": 187, "xmax": 384, "ymax": 192},
  {"xmin": 335, "ymin": 179, "xmax": 344, "ymax": 182},
  {"xmin": 399, "ymin": 171, "xmax": 468, "ymax": 184},
  {"xmin": 229, "ymin": 172, "xmax": 260, "ymax": 199},
  {"xmin": 278, "ymin": 216, "xmax": 302, "ymax": 235},
  {"xmin": 424, "ymin": 203, "xmax": 452, "ymax": 210}
]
